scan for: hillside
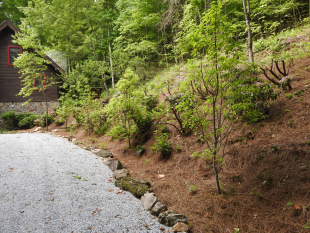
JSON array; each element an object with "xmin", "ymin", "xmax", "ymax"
[{"xmin": 33, "ymin": 24, "xmax": 310, "ymax": 232}]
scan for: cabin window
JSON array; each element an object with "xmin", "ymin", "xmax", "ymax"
[
  {"xmin": 33, "ymin": 75, "xmax": 46, "ymax": 91},
  {"xmin": 8, "ymin": 46, "xmax": 22, "ymax": 66}
]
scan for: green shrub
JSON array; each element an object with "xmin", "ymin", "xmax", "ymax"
[
  {"xmin": 0, "ymin": 111, "xmax": 16, "ymax": 130},
  {"xmin": 229, "ymin": 76, "xmax": 279, "ymax": 123},
  {"xmin": 34, "ymin": 118, "xmax": 42, "ymax": 126},
  {"xmin": 150, "ymin": 131, "xmax": 172, "ymax": 159},
  {"xmin": 15, "ymin": 113, "xmax": 39, "ymax": 125},
  {"xmin": 18, "ymin": 115, "xmax": 38, "ymax": 129},
  {"xmin": 54, "ymin": 117, "xmax": 65, "ymax": 126},
  {"xmin": 94, "ymin": 122, "xmax": 108, "ymax": 136},
  {"xmin": 1, "ymin": 112, "xmax": 40, "ymax": 130},
  {"xmin": 142, "ymin": 94, "xmax": 159, "ymax": 111},
  {"xmin": 107, "ymin": 125, "xmax": 127, "ymax": 140},
  {"xmin": 40, "ymin": 113, "xmax": 54, "ymax": 127}
]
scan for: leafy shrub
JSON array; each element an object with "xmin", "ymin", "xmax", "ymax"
[
  {"xmin": 39, "ymin": 113, "xmax": 54, "ymax": 127},
  {"xmin": 230, "ymin": 76, "xmax": 279, "ymax": 123},
  {"xmin": 18, "ymin": 115, "xmax": 38, "ymax": 129},
  {"xmin": 132, "ymin": 111, "xmax": 152, "ymax": 134},
  {"xmin": 54, "ymin": 117, "xmax": 65, "ymax": 126},
  {"xmin": 150, "ymin": 131, "xmax": 172, "ymax": 159},
  {"xmin": 0, "ymin": 111, "xmax": 16, "ymax": 130},
  {"xmin": 136, "ymin": 145, "xmax": 145, "ymax": 157},
  {"xmin": 16, "ymin": 113, "xmax": 39, "ymax": 125},
  {"xmin": 107, "ymin": 125, "xmax": 127, "ymax": 140},
  {"xmin": 0, "ymin": 111, "xmax": 39, "ymax": 130},
  {"xmin": 34, "ymin": 118, "xmax": 42, "ymax": 126},
  {"xmin": 94, "ymin": 122, "xmax": 108, "ymax": 136},
  {"xmin": 142, "ymin": 94, "xmax": 159, "ymax": 111},
  {"xmin": 72, "ymin": 107, "xmax": 83, "ymax": 125},
  {"xmin": 105, "ymin": 69, "xmax": 155, "ymax": 148}
]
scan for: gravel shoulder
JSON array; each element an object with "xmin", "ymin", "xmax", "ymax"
[{"xmin": 0, "ymin": 133, "xmax": 171, "ymax": 233}]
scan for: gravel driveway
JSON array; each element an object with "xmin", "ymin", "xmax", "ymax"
[{"xmin": 0, "ymin": 133, "xmax": 171, "ymax": 233}]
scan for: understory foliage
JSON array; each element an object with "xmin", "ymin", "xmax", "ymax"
[
  {"xmin": 0, "ymin": 111, "xmax": 40, "ymax": 130},
  {"xmin": 176, "ymin": 1, "xmax": 278, "ymax": 194},
  {"xmin": 10, "ymin": 0, "xmax": 310, "ymax": 202},
  {"xmin": 104, "ymin": 69, "xmax": 156, "ymax": 148}
]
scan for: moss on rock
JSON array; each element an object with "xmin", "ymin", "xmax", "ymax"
[{"xmin": 115, "ymin": 177, "xmax": 151, "ymax": 198}]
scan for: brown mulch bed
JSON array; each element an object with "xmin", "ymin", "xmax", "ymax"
[{"xmin": 18, "ymin": 56, "xmax": 310, "ymax": 232}]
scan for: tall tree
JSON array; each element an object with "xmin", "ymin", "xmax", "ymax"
[
  {"xmin": 13, "ymin": 22, "xmax": 57, "ymax": 131},
  {"xmin": 0, "ymin": 0, "xmax": 29, "ymax": 25},
  {"xmin": 242, "ymin": 0, "xmax": 254, "ymax": 63}
]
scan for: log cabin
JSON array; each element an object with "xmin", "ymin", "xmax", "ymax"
[{"xmin": 0, "ymin": 20, "xmax": 64, "ymax": 128}]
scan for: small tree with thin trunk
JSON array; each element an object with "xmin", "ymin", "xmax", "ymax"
[
  {"xmin": 13, "ymin": 22, "xmax": 57, "ymax": 131},
  {"xmin": 178, "ymin": 0, "xmax": 245, "ymax": 195}
]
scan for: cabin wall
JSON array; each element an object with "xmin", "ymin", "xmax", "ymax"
[{"xmin": 0, "ymin": 27, "xmax": 60, "ymax": 102}]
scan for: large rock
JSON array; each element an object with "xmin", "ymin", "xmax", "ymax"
[
  {"xmin": 172, "ymin": 222, "xmax": 190, "ymax": 232},
  {"xmin": 151, "ymin": 202, "xmax": 167, "ymax": 216},
  {"xmin": 113, "ymin": 169, "xmax": 129, "ymax": 180},
  {"xmin": 96, "ymin": 150, "xmax": 113, "ymax": 158},
  {"xmin": 141, "ymin": 192, "xmax": 158, "ymax": 211},
  {"xmin": 158, "ymin": 210, "xmax": 188, "ymax": 227},
  {"xmin": 115, "ymin": 177, "xmax": 151, "ymax": 198},
  {"xmin": 106, "ymin": 159, "xmax": 123, "ymax": 171}
]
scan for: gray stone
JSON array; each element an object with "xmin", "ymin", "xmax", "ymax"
[
  {"xmin": 34, "ymin": 127, "xmax": 42, "ymax": 132},
  {"xmin": 96, "ymin": 150, "xmax": 113, "ymax": 158},
  {"xmin": 113, "ymin": 169, "xmax": 129, "ymax": 180},
  {"xmin": 172, "ymin": 222, "xmax": 190, "ymax": 232},
  {"xmin": 158, "ymin": 210, "xmax": 188, "ymax": 227},
  {"xmin": 141, "ymin": 192, "xmax": 158, "ymax": 211},
  {"xmin": 91, "ymin": 149, "xmax": 101, "ymax": 154},
  {"xmin": 68, "ymin": 135, "xmax": 75, "ymax": 141},
  {"xmin": 106, "ymin": 159, "xmax": 123, "ymax": 171},
  {"xmin": 115, "ymin": 177, "xmax": 151, "ymax": 198},
  {"xmin": 102, "ymin": 158, "xmax": 114, "ymax": 165},
  {"xmin": 151, "ymin": 202, "xmax": 167, "ymax": 216},
  {"xmin": 85, "ymin": 145, "xmax": 96, "ymax": 151}
]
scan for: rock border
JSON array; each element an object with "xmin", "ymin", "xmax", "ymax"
[
  {"xmin": 57, "ymin": 136, "xmax": 191, "ymax": 232},
  {"xmin": 91, "ymin": 148, "xmax": 190, "ymax": 232}
]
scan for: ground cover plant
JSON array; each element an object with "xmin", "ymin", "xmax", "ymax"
[
  {"xmin": 0, "ymin": 111, "xmax": 39, "ymax": 130},
  {"xmin": 8, "ymin": 0, "xmax": 310, "ymax": 232}
]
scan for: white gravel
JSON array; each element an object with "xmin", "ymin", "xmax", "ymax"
[{"xmin": 0, "ymin": 133, "xmax": 171, "ymax": 233}]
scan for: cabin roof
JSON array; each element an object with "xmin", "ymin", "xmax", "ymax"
[{"xmin": 0, "ymin": 20, "xmax": 65, "ymax": 74}]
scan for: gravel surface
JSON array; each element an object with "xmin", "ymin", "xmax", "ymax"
[{"xmin": 0, "ymin": 133, "xmax": 171, "ymax": 233}]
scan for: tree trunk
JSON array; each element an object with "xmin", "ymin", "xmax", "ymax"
[
  {"xmin": 213, "ymin": 156, "xmax": 221, "ymax": 194},
  {"xmin": 242, "ymin": 0, "xmax": 254, "ymax": 63},
  {"xmin": 107, "ymin": 19, "xmax": 115, "ymax": 89},
  {"xmin": 101, "ymin": 74, "xmax": 109, "ymax": 97},
  {"xmin": 42, "ymin": 89, "xmax": 49, "ymax": 131}
]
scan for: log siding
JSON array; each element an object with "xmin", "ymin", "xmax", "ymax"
[{"xmin": 0, "ymin": 21, "xmax": 62, "ymax": 102}]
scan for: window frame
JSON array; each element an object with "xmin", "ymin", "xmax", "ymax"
[
  {"xmin": 7, "ymin": 45, "xmax": 23, "ymax": 66},
  {"xmin": 33, "ymin": 74, "xmax": 46, "ymax": 91}
]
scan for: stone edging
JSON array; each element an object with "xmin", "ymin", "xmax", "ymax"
[{"xmin": 66, "ymin": 135, "xmax": 191, "ymax": 233}]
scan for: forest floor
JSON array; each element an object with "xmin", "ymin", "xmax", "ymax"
[
  {"xmin": 17, "ymin": 28, "xmax": 310, "ymax": 232},
  {"xmin": 25, "ymin": 54, "xmax": 310, "ymax": 233}
]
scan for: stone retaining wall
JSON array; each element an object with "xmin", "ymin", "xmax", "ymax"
[{"xmin": 0, "ymin": 101, "xmax": 59, "ymax": 129}]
